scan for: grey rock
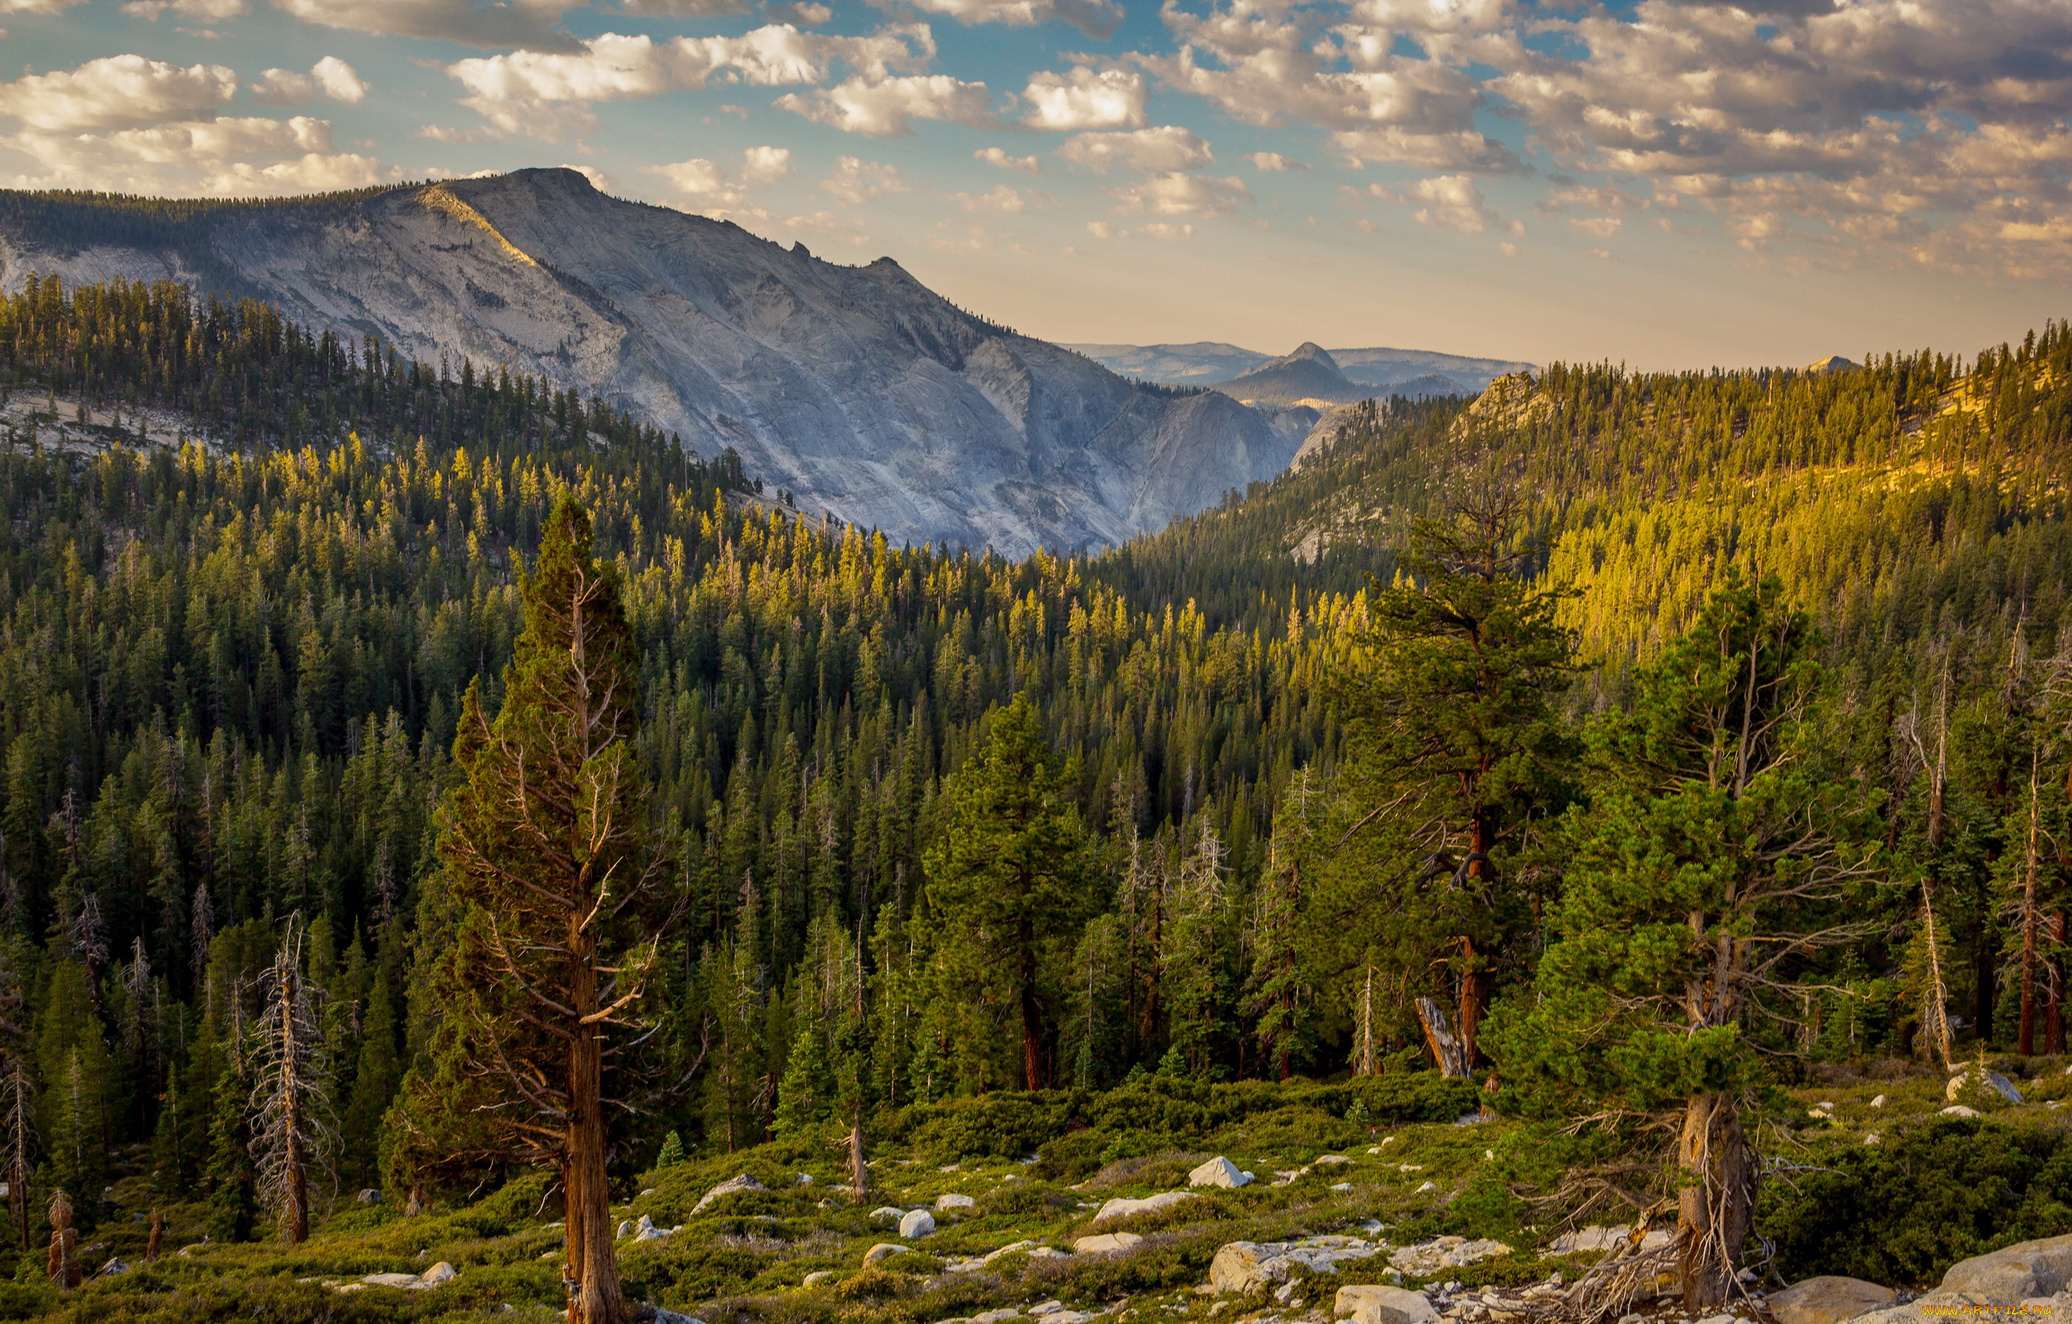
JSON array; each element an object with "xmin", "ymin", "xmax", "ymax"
[
  {"xmin": 0, "ymin": 169, "xmax": 1303, "ymax": 559},
  {"xmin": 1854, "ymin": 1233, "xmax": 2072, "ymax": 1322},
  {"xmin": 95, "ymin": 1257, "xmax": 130, "ymax": 1278},
  {"xmin": 1337, "ymin": 1285, "xmax": 1435, "ymax": 1322},
  {"xmin": 1073, "ymin": 1232, "xmax": 1144, "ymax": 1254},
  {"xmin": 1093, "ymin": 1190, "xmax": 1197, "ymax": 1224},
  {"xmin": 1767, "ymin": 1276, "xmax": 1898, "ymax": 1324},
  {"xmin": 1190, "ymin": 1156, "xmax": 1254, "ymax": 1189},
  {"xmin": 632, "ymin": 1215, "xmax": 669, "ymax": 1242},
  {"xmin": 869, "ymin": 1206, "xmax": 905, "ymax": 1225},
  {"xmin": 1947, "ymin": 1068, "xmax": 2025, "ymax": 1105},
  {"xmin": 1389, "ymin": 1237, "xmax": 1512, "ymax": 1276},
  {"xmin": 1941, "ymin": 1105, "xmax": 1981, "ymax": 1118},
  {"xmin": 692, "ymin": 1173, "xmax": 765, "ymax": 1215},
  {"xmin": 1209, "ymin": 1238, "xmax": 1379, "ymax": 1292},
  {"xmin": 418, "ymin": 1262, "xmax": 457, "ymax": 1287},
  {"xmin": 356, "ymin": 1188, "xmax": 381, "ymax": 1205},
  {"xmin": 863, "ymin": 1243, "xmax": 910, "ymax": 1265},
  {"xmin": 802, "ymin": 1271, "xmax": 836, "ymax": 1286},
  {"xmin": 898, "ymin": 1208, "xmax": 935, "ymax": 1238},
  {"xmin": 936, "ymin": 1193, "xmax": 976, "ymax": 1211}
]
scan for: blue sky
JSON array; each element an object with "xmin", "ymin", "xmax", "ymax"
[{"xmin": 0, "ymin": 0, "xmax": 2067, "ymax": 368}]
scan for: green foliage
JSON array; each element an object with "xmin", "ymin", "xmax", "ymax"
[{"xmin": 1762, "ymin": 1119, "xmax": 2072, "ymax": 1284}]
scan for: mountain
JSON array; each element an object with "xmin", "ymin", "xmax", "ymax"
[
  {"xmin": 1211, "ymin": 341, "xmax": 1364, "ymax": 405},
  {"xmin": 1067, "ymin": 340, "xmax": 1534, "ymax": 395},
  {"xmin": 0, "ymin": 168, "xmax": 1294, "ymax": 557}
]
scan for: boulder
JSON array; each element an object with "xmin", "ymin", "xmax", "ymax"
[
  {"xmin": 692, "ymin": 1173, "xmax": 766, "ymax": 1214},
  {"xmin": 898, "ymin": 1208, "xmax": 936, "ymax": 1238},
  {"xmin": 1389, "ymin": 1236, "xmax": 1512, "ymax": 1276},
  {"xmin": 1074, "ymin": 1232, "xmax": 1144, "ymax": 1254},
  {"xmin": 1093, "ymin": 1190, "xmax": 1197, "ymax": 1224},
  {"xmin": 96, "ymin": 1258, "xmax": 130, "ymax": 1278},
  {"xmin": 803, "ymin": 1270, "xmax": 836, "ymax": 1286},
  {"xmin": 632, "ymin": 1215, "xmax": 669, "ymax": 1242},
  {"xmin": 1947, "ymin": 1068, "xmax": 2025, "ymax": 1105},
  {"xmin": 1316, "ymin": 1155, "xmax": 1354, "ymax": 1166},
  {"xmin": 869, "ymin": 1206, "xmax": 905, "ymax": 1225},
  {"xmin": 1546, "ymin": 1225, "xmax": 1674, "ymax": 1255},
  {"xmin": 1941, "ymin": 1105, "xmax": 1981, "ymax": 1118},
  {"xmin": 1209, "ymin": 1237, "xmax": 1379, "ymax": 1292},
  {"xmin": 1852, "ymin": 1233, "xmax": 2072, "ymax": 1323},
  {"xmin": 1336, "ymin": 1285, "xmax": 1437, "ymax": 1324},
  {"xmin": 361, "ymin": 1272, "xmax": 424, "ymax": 1288},
  {"xmin": 356, "ymin": 1189, "xmax": 381, "ymax": 1205},
  {"xmin": 1190, "ymin": 1156, "xmax": 1255, "ymax": 1188},
  {"xmin": 863, "ymin": 1243, "xmax": 910, "ymax": 1265},
  {"xmin": 1767, "ymin": 1276, "xmax": 1897, "ymax": 1324},
  {"xmin": 418, "ymin": 1262, "xmax": 457, "ymax": 1287},
  {"xmin": 936, "ymin": 1193, "xmax": 976, "ymax": 1211}
]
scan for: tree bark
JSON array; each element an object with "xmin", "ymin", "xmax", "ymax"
[
  {"xmin": 1676, "ymin": 1092, "xmax": 1752, "ymax": 1311},
  {"xmin": 848, "ymin": 1112, "xmax": 869, "ymax": 1203},
  {"xmin": 1416, "ymin": 996, "xmax": 1470, "ymax": 1078},
  {"xmin": 565, "ymin": 932, "xmax": 629, "ymax": 1324}
]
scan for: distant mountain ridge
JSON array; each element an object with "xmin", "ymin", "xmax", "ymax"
[
  {"xmin": 1067, "ymin": 339, "xmax": 1535, "ymax": 398},
  {"xmin": 0, "ymin": 169, "xmax": 1297, "ymax": 557}
]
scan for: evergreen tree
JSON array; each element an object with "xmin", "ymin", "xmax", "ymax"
[
  {"xmin": 921, "ymin": 695, "xmax": 1091, "ymax": 1090},
  {"xmin": 1489, "ymin": 572, "xmax": 1884, "ymax": 1308},
  {"xmin": 405, "ymin": 497, "xmax": 670, "ymax": 1324}
]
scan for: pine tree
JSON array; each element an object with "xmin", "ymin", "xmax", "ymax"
[
  {"xmin": 407, "ymin": 496, "xmax": 670, "ymax": 1324},
  {"xmin": 921, "ymin": 695, "xmax": 1091, "ymax": 1090},
  {"xmin": 1490, "ymin": 572, "xmax": 1884, "ymax": 1308}
]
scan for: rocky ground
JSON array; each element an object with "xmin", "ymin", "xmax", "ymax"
[{"xmin": 27, "ymin": 1058, "xmax": 2072, "ymax": 1323}]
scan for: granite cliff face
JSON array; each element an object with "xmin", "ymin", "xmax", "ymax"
[{"xmin": 0, "ymin": 168, "xmax": 1295, "ymax": 556}]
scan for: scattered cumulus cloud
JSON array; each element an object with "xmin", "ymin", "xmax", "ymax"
[
  {"xmin": 818, "ymin": 155, "xmax": 906, "ymax": 203},
  {"xmin": 975, "ymin": 145, "xmax": 1040, "ymax": 172},
  {"xmin": 1246, "ymin": 151, "xmax": 1303, "ymax": 171},
  {"xmin": 893, "ymin": 0, "xmax": 1121, "ymax": 40},
  {"xmin": 776, "ymin": 73, "xmax": 995, "ymax": 136},
  {"xmin": 1057, "ymin": 125, "xmax": 1211, "ymax": 174},
  {"xmin": 1109, "ymin": 170, "xmax": 1250, "ymax": 217},
  {"xmin": 252, "ymin": 56, "xmax": 368, "ymax": 105},
  {"xmin": 647, "ymin": 144, "xmax": 792, "ymax": 218},
  {"xmin": 1021, "ymin": 66, "xmax": 1145, "ymax": 130}
]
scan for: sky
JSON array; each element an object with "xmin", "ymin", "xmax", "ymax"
[{"xmin": 0, "ymin": 0, "xmax": 2067, "ymax": 369}]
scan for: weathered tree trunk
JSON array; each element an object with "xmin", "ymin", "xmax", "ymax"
[
  {"xmin": 145, "ymin": 1208, "xmax": 163, "ymax": 1263},
  {"xmin": 565, "ymin": 936, "xmax": 628, "ymax": 1324},
  {"xmin": 280, "ymin": 970, "xmax": 309, "ymax": 1244},
  {"xmin": 1676, "ymin": 1093, "xmax": 1752, "ymax": 1311},
  {"xmin": 848, "ymin": 1112, "xmax": 869, "ymax": 1203},
  {"xmin": 2020, "ymin": 770, "xmax": 2043, "ymax": 1057},
  {"xmin": 1019, "ymin": 911, "xmax": 1045, "ymax": 1092},
  {"xmin": 2049, "ymin": 911, "xmax": 2066, "ymax": 1057},
  {"xmin": 1416, "ymin": 997, "xmax": 1471, "ymax": 1078},
  {"xmin": 46, "ymin": 1190, "xmax": 77, "ymax": 1290}
]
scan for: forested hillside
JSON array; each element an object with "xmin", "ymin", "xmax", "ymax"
[{"xmin": 1, "ymin": 278, "xmax": 2071, "ymax": 1318}]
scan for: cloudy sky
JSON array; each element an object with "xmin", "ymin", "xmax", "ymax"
[{"xmin": 0, "ymin": 0, "xmax": 2067, "ymax": 368}]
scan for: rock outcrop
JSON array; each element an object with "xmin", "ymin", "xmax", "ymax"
[
  {"xmin": 0, "ymin": 170, "xmax": 1297, "ymax": 558},
  {"xmin": 1854, "ymin": 1232, "xmax": 2072, "ymax": 1323},
  {"xmin": 692, "ymin": 1173, "xmax": 765, "ymax": 1214},
  {"xmin": 1766, "ymin": 1276, "xmax": 1897, "ymax": 1324},
  {"xmin": 1207, "ymin": 1237, "xmax": 1379, "ymax": 1292}
]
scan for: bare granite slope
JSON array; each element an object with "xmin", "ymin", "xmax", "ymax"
[{"xmin": 0, "ymin": 168, "xmax": 1294, "ymax": 556}]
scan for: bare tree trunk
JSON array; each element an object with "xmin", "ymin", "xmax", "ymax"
[
  {"xmin": 565, "ymin": 934, "xmax": 628, "ymax": 1324},
  {"xmin": 2050, "ymin": 911, "xmax": 2066, "ymax": 1057},
  {"xmin": 2020, "ymin": 767, "xmax": 2043, "ymax": 1057},
  {"xmin": 145, "ymin": 1208, "xmax": 162, "ymax": 1263},
  {"xmin": 1416, "ymin": 997, "xmax": 1470, "ymax": 1078},
  {"xmin": 847, "ymin": 1112, "xmax": 869, "ymax": 1204},
  {"xmin": 1921, "ymin": 880, "xmax": 1955, "ymax": 1071},
  {"xmin": 46, "ymin": 1190, "xmax": 77, "ymax": 1290},
  {"xmin": 280, "ymin": 969, "xmax": 308, "ymax": 1244},
  {"xmin": 1676, "ymin": 1093, "xmax": 1752, "ymax": 1311}
]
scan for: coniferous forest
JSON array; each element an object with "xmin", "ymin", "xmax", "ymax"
[{"xmin": 3, "ymin": 277, "xmax": 2072, "ymax": 1321}]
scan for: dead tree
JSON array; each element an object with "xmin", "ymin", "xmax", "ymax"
[
  {"xmin": 46, "ymin": 1190, "xmax": 77, "ymax": 1289},
  {"xmin": 249, "ymin": 914, "xmax": 335, "ymax": 1244}
]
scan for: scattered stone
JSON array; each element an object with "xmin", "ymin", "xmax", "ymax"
[
  {"xmin": 1947, "ymin": 1068, "xmax": 2025, "ymax": 1105},
  {"xmin": 1941, "ymin": 1105, "xmax": 1981, "ymax": 1118},
  {"xmin": 1336, "ymin": 1284, "xmax": 1437, "ymax": 1323},
  {"xmin": 647, "ymin": 1311, "xmax": 703, "ymax": 1324},
  {"xmin": 632, "ymin": 1215, "xmax": 669, "ymax": 1242},
  {"xmin": 95, "ymin": 1258, "xmax": 130, "ymax": 1278},
  {"xmin": 1030, "ymin": 1303, "xmax": 1067, "ymax": 1316},
  {"xmin": 691, "ymin": 1173, "xmax": 766, "ymax": 1215},
  {"xmin": 970, "ymin": 1310, "xmax": 1022, "ymax": 1324},
  {"xmin": 796, "ymin": 1173, "xmax": 812, "ymax": 1185},
  {"xmin": 419, "ymin": 1263, "xmax": 457, "ymax": 1287},
  {"xmin": 936, "ymin": 1193, "xmax": 976, "ymax": 1211},
  {"xmin": 898, "ymin": 1208, "xmax": 936, "ymax": 1238},
  {"xmin": 803, "ymin": 1271, "xmax": 835, "ymax": 1286},
  {"xmin": 1870, "ymin": 1095, "xmax": 1887, "ymax": 1108},
  {"xmin": 1093, "ymin": 1191, "xmax": 1197, "ymax": 1224},
  {"xmin": 357, "ymin": 1189, "xmax": 381, "ymax": 1204},
  {"xmin": 1546, "ymin": 1226, "xmax": 1673, "ymax": 1255},
  {"xmin": 1331, "ymin": 1182, "xmax": 1353, "ymax": 1191},
  {"xmin": 1865, "ymin": 1132, "xmax": 1882, "ymax": 1145},
  {"xmin": 863, "ymin": 1243, "xmax": 910, "ymax": 1265},
  {"xmin": 869, "ymin": 1206, "xmax": 905, "ymax": 1225},
  {"xmin": 1075, "ymin": 1232, "xmax": 1144, "ymax": 1254},
  {"xmin": 1390, "ymin": 1237, "xmax": 1512, "ymax": 1277},
  {"xmin": 1316, "ymin": 1155, "xmax": 1354, "ymax": 1166},
  {"xmin": 1190, "ymin": 1156, "xmax": 1255, "ymax": 1188},
  {"xmin": 616, "ymin": 1220, "xmax": 633, "ymax": 1239},
  {"xmin": 1208, "ymin": 1237, "xmax": 1379, "ymax": 1292},
  {"xmin": 1767, "ymin": 1275, "xmax": 1898, "ymax": 1324},
  {"xmin": 1415, "ymin": 1181, "xmax": 1437, "ymax": 1193}
]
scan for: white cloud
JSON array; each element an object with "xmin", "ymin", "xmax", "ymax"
[
  {"xmin": 123, "ymin": 0, "xmax": 244, "ymax": 19},
  {"xmin": 818, "ymin": 155, "xmax": 906, "ymax": 203},
  {"xmin": 975, "ymin": 145, "xmax": 1040, "ymax": 172},
  {"xmin": 0, "ymin": 56, "xmax": 236, "ymax": 133},
  {"xmin": 647, "ymin": 144, "xmax": 792, "ymax": 217},
  {"xmin": 450, "ymin": 23, "xmax": 934, "ymax": 136},
  {"xmin": 620, "ymin": 0, "xmax": 751, "ymax": 15},
  {"xmin": 1021, "ymin": 66, "xmax": 1146, "ymax": 130},
  {"xmin": 1367, "ymin": 174, "xmax": 1507, "ymax": 234},
  {"xmin": 894, "ymin": 0, "xmax": 1121, "ymax": 40},
  {"xmin": 766, "ymin": 1, "xmax": 831, "ymax": 23},
  {"xmin": 275, "ymin": 0, "xmax": 582, "ymax": 50},
  {"xmin": 776, "ymin": 74, "xmax": 996, "ymax": 136},
  {"xmin": 1568, "ymin": 215, "xmax": 1621, "ymax": 238},
  {"xmin": 1087, "ymin": 219, "xmax": 1194, "ymax": 240},
  {"xmin": 1109, "ymin": 171, "xmax": 1250, "ymax": 217},
  {"xmin": 949, "ymin": 183, "xmax": 1051, "ymax": 212},
  {"xmin": 1246, "ymin": 150, "xmax": 1304, "ymax": 171},
  {"xmin": 2, "ymin": 114, "xmax": 395, "ymax": 196},
  {"xmin": 1058, "ymin": 125, "xmax": 1211, "ymax": 174},
  {"xmin": 252, "ymin": 56, "xmax": 368, "ymax": 106}
]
